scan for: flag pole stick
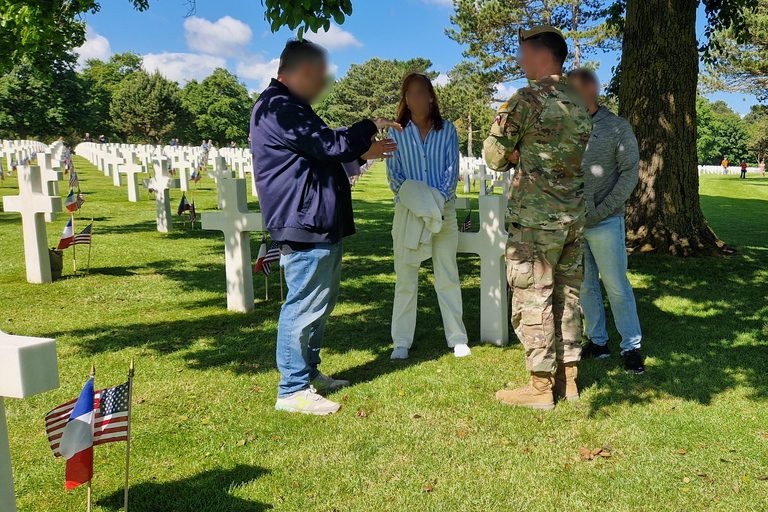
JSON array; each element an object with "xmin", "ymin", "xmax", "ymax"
[
  {"xmin": 71, "ymin": 213, "xmax": 77, "ymax": 275},
  {"xmin": 86, "ymin": 218, "xmax": 94, "ymax": 275},
  {"xmin": 124, "ymin": 358, "xmax": 134, "ymax": 512},
  {"xmin": 265, "ymin": 275, "xmax": 269, "ymax": 301},
  {"xmin": 87, "ymin": 363, "xmax": 95, "ymax": 512}
]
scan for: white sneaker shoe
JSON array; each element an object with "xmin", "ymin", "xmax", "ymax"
[
  {"xmin": 275, "ymin": 386, "xmax": 341, "ymax": 415},
  {"xmin": 309, "ymin": 372, "xmax": 350, "ymax": 393},
  {"xmin": 453, "ymin": 344, "xmax": 472, "ymax": 358},
  {"xmin": 391, "ymin": 347, "xmax": 409, "ymax": 360}
]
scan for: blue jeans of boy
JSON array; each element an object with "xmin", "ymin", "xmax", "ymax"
[
  {"xmin": 276, "ymin": 243, "xmax": 343, "ymax": 398},
  {"xmin": 580, "ymin": 217, "xmax": 642, "ymax": 352}
]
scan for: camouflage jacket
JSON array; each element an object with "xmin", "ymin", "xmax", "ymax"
[{"xmin": 483, "ymin": 75, "xmax": 593, "ymax": 230}]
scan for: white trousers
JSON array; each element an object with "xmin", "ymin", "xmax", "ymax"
[{"xmin": 391, "ymin": 202, "xmax": 469, "ymax": 349}]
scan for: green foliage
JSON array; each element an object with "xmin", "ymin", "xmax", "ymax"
[
  {"xmin": 262, "ymin": 0, "xmax": 353, "ymax": 38},
  {"xmin": 743, "ymin": 104, "xmax": 768, "ymax": 160},
  {"xmin": 110, "ymin": 71, "xmax": 187, "ymax": 144},
  {"xmin": 0, "ymin": 55, "xmax": 87, "ymax": 141},
  {"xmin": 81, "ymin": 52, "xmax": 144, "ymax": 140},
  {"xmin": 315, "ymin": 58, "xmax": 435, "ymax": 128},
  {"xmin": 182, "ymin": 69, "xmax": 253, "ymax": 146},
  {"xmin": 696, "ymin": 97, "xmax": 750, "ymax": 164},
  {"xmin": 0, "ymin": 1, "xmax": 148, "ymax": 74},
  {"xmin": 446, "ymin": 0, "xmax": 619, "ymax": 82}
]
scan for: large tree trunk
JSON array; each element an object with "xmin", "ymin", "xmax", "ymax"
[{"xmin": 618, "ymin": 0, "xmax": 732, "ymax": 256}]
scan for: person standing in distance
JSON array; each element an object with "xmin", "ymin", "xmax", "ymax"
[
  {"xmin": 484, "ymin": 26, "xmax": 593, "ymax": 410},
  {"xmin": 386, "ymin": 73, "xmax": 471, "ymax": 361},
  {"xmin": 568, "ymin": 68, "xmax": 645, "ymax": 375},
  {"xmin": 250, "ymin": 39, "xmax": 400, "ymax": 415}
]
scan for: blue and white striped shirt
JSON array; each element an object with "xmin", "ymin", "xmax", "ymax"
[{"xmin": 386, "ymin": 119, "xmax": 460, "ymax": 202}]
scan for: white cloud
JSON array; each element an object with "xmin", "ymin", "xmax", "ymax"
[
  {"xmin": 303, "ymin": 24, "xmax": 362, "ymax": 50},
  {"xmin": 435, "ymin": 73, "xmax": 450, "ymax": 87},
  {"xmin": 495, "ymin": 83, "xmax": 517, "ymax": 101},
  {"xmin": 143, "ymin": 52, "xmax": 226, "ymax": 84},
  {"xmin": 75, "ymin": 26, "xmax": 111, "ymax": 66},
  {"xmin": 236, "ymin": 56, "xmax": 281, "ymax": 90},
  {"xmin": 183, "ymin": 16, "xmax": 253, "ymax": 57}
]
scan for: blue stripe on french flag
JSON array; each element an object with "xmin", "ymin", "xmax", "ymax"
[{"xmin": 59, "ymin": 377, "xmax": 95, "ymax": 490}]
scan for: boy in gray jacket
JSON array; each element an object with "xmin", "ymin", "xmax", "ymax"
[{"xmin": 568, "ymin": 68, "xmax": 645, "ymax": 374}]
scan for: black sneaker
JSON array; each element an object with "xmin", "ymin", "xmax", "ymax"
[
  {"xmin": 582, "ymin": 340, "xmax": 611, "ymax": 359},
  {"xmin": 623, "ymin": 349, "xmax": 645, "ymax": 374}
]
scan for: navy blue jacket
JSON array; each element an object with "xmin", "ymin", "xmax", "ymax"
[{"xmin": 250, "ymin": 79, "xmax": 377, "ymax": 244}]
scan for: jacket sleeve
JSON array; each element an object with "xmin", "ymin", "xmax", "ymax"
[
  {"xmin": 386, "ymin": 129, "xmax": 407, "ymax": 197},
  {"xmin": 439, "ymin": 123, "xmax": 460, "ymax": 200},
  {"xmin": 483, "ymin": 95, "xmax": 535, "ymax": 172},
  {"xmin": 594, "ymin": 120, "xmax": 640, "ymax": 221},
  {"xmin": 280, "ymin": 101, "xmax": 377, "ymax": 163}
]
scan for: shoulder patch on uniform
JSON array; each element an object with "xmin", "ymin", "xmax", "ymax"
[{"xmin": 499, "ymin": 102, "xmax": 509, "ymax": 111}]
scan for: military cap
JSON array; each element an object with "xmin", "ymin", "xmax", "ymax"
[{"xmin": 517, "ymin": 26, "xmax": 566, "ymax": 44}]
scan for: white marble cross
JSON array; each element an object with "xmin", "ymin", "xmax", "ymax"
[
  {"xmin": 35, "ymin": 152, "xmax": 63, "ymax": 223},
  {"xmin": 208, "ymin": 156, "xmax": 235, "ymax": 209},
  {"xmin": 457, "ymin": 195, "xmax": 509, "ymax": 346},
  {"xmin": 108, "ymin": 150, "xmax": 125, "ymax": 187},
  {"xmin": 2, "ymin": 165, "xmax": 63, "ymax": 283},
  {"xmin": 0, "ymin": 330, "xmax": 59, "ymax": 512},
  {"xmin": 118, "ymin": 151, "xmax": 145, "ymax": 202},
  {"xmin": 201, "ymin": 179, "xmax": 264, "ymax": 312},
  {"xmin": 476, "ymin": 164, "xmax": 496, "ymax": 196},
  {"xmin": 145, "ymin": 156, "xmax": 180, "ymax": 232}
]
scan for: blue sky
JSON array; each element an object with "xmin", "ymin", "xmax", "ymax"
[{"xmin": 77, "ymin": 0, "xmax": 759, "ymax": 114}]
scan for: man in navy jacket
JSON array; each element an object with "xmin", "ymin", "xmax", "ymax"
[{"xmin": 251, "ymin": 39, "xmax": 400, "ymax": 415}]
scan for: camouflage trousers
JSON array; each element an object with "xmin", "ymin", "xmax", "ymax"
[{"xmin": 506, "ymin": 221, "xmax": 585, "ymax": 372}]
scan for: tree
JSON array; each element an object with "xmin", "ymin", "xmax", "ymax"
[
  {"xmin": 744, "ymin": 104, "xmax": 768, "ymax": 161},
  {"xmin": 446, "ymin": 0, "xmax": 619, "ymax": 82},
  {"xmin": 0, "ymin": 1, "xmax": 148, "ymax": 74},
  {"xmin": 182, "ymin": 68, "xmax": 252, "ymax": 146},
  {"xmin": 702, "ymin": 1, "xmax": 768, "ymax": 99},
  {"xmin": 618, "ymin": 0, "xmax": 754, "ymax": 256},
  {"xmin": 696, "ymin": 97, "xmax": 750, "ymax": 164},
  {"xmin": 81, "ymin": 52, "xmax": 144, "ymax": 140},
  {"xmin": 315, "ymin": 58, "xmax": 435, "ymax": 129},
  {"xmin": 110, "ymin": 71, "xmax": 187, "ymax": 144},
  {"xmin": 0, "ymin": 55, "xmax": 87, "ymax": 141}
]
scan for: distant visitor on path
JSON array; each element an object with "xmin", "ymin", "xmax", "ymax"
[
  {"xmin": 568, "ymin": 68, "xmax": 645, "ymax": 375},
  {"xmin": 386, "ymin": 73, "xmax": 471, "ymax": 361},
  {"xmin": 740, "ymin": 159, "xmax": 748, "ymax": 179},
  {"xmin": 250, "ymin": 39, "xmax": 400, "ymax": 416},
  {"xmin": 722, "ymin": 157, "xmax": 729, "ymax": 175},
  {"xmin": 484, "ymin": 26, "xmax": 593, "ymax": 410},
  {"xmin": 83, "ymin": 132, "xmax": 92, "ymax": 142}
]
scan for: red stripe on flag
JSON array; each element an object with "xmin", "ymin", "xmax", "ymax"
[{"xmin": 65, "ymin": 447, "xmax": 93, "ymax": 490}]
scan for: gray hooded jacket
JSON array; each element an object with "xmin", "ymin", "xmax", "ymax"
[{"xmin": 582, "ymin": 106, "xmax": 640, "ymax": 227}]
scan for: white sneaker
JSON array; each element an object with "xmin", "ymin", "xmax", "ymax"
[
  {"xmin": 309, "ymin": 372, "xmax": 350, "ymax": 393},
  {"xmin": 275, "ymin": 386, "xmax": 341, "ymax": 415},
  {"xmin": 453, "ymin": 344, "xmax": 472, "ymax": 358},
  {"xmin": 391, "ymin": 347, "xmax": 409, "ymax": 360}
]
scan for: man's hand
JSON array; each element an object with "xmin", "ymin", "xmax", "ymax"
[
  {"xmin": 372, "ymin": 117, "xmax": 403, "ymax": 132},
  {"xmin": 507, "ymin": 149, "xmax": 521, "ymax": 165},
  {"xmin": 362, "ymin": 138, "xmax": 397, "ymax": 160}
]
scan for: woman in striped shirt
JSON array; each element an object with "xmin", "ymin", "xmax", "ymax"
[{"xmin": 386, "ymin": 73, "xmax": 471, "ymax": 360}]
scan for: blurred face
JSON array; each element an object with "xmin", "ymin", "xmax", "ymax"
[
  {"xmin": 295, "ymin": 59, "xmax": 328, "ymax": 102},
  {"xmin": 571, "ymin": 76, "xmax": 599, "ymax": 107},
  {"xmin": 517, "ymin": 41, "xmax": 548, "ymax": 80},
  {"xmin": 405, "ymin": 77, "xmax": 433, "ymax": 118}
]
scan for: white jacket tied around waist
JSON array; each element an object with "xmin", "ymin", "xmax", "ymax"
[{"xmin": 392, "ymin": 179, "xmax": 446, "ymax": 265}]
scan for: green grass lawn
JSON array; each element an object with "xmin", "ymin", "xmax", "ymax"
[{"xmin": 1, "ymin": 158, "xmax": 767, "ymax": 511}]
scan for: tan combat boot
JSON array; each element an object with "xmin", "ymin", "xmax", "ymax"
[
  {"xmin": 496, "ymin": 372, "xmax": 555, "ymax": 410},
  {"xmin": 554, "ymin": 362, "xmax": 579, "ymax": 401}
]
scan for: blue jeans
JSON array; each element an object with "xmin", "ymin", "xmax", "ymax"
[
  {"xmin": 580, "ymin": 217, "xmax": 642, "ymax": 352},
  {"xmin": 276, "ymin": 243, "xmax": 343, "ymax": 398}
]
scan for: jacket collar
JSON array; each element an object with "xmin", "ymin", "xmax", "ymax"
[
  {"xmin": 592, "ymin": 105, "xmax": 612, "ymax": 123},
  {"xmin": 269, "ymin": 78, "xmax": 309, "ymax": 105}
]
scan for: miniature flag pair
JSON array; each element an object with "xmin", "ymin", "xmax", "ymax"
[
  {"xmin": 254, "ymin": 235, "xmax": 280, "ymax": 276},
  {"xmin": 64, "ymin": 188, "xmax": 85, "ymax": 213},
  {"xmin": 57, "ymin": 220, "xmax": 93, "ymax": 250}
]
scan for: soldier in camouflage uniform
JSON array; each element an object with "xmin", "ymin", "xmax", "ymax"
[{"xmin": 483, "ymin": 26, "xmax": 593, "ymax": 410}]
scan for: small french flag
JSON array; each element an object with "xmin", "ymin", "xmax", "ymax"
[{"xmin": 58, "ymin": 377, "xmax": 95, "ymax": 490}]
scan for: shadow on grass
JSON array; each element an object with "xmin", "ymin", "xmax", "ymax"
[
  {"xmin": 97, "ymin": 465, "xmax": 272, "ymax": 511},
  {"xmin": 581, "ymin": 193, "xmax": 768, "ymax": 414}
]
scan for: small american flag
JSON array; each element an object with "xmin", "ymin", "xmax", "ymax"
[
  {"xmin": 76, "ymin": 191, "xmax": 85, "ymax": 210},
  {"xmin": 189, "ymin": 202, "xmax": 197, "ymax": 224},
  {"xmin": 264, "ymin": 241, "xmax": 280, "ymax": 264},
  {"xmin": 73, "ymin": 222, "xmax": 92, "ymax": 246},
  {"xmin": 45, "ymin": 381, "xmax": 131, "ymax": 457},
  {"xmin": 460, "ymin": 212, "xmax": 472, "ymax": 232},
  {"xmin": 69, "ymin": 171, "xmax": 79, "ymax": 189}
]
